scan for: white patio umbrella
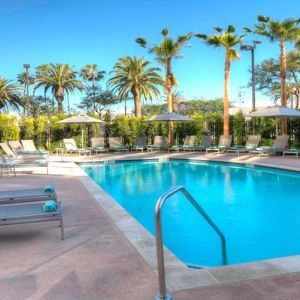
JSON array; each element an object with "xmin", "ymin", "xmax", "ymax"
[
  {"xmin": 247, "ymin": 106, "xmax": 300, "ymax": 135},
  {"xmin": 147, "ymin": 112, "xmax": 194, "ymax": 122},
  {"xmin": 57, "ymin": 114, "xmax": 105, "ymax": 148},
  {"xmin": 147, "ymin": 112, "xmax": 194, "ymax": 144}
]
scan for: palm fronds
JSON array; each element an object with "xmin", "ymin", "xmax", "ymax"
[{"xmin": 0, "ymin": 78, "xmax": 22, "ymax": 111}]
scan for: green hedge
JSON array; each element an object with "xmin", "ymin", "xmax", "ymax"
[
  {"xmin": 0, "ymin": 114, "xmax": 19, "ymax": 142},
  {"xmin": 1, "ymin": 112, "xmax": 300, "ymax": 151}
]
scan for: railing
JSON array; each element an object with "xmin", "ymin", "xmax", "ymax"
[{"xmin": 154, "ymin": 185, "xmax": 227, "ymax": 300}]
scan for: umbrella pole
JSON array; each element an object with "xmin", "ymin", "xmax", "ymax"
[
  {"xmin": 276, "ymin": 118, "xmax": 279, "ymax": 136},
  {"xmin": 81, "ymin": 128, "xmax": 84, "ymax": 148}
]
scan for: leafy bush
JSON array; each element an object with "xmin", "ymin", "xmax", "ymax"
[
  {"xmin": 232, "ymin": 112, "xmax": 246, "ymax": 145},
  {"xmin": 0, "ymin": 114, "xmax": 19, "ymax": 142},
  {"xmin": 19, "ymin": 117, "xmax": 35, "ymax": 140}
]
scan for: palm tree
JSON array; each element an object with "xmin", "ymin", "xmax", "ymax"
[
  {"xmin": 36, "ymin": 64, "xmax": 53, "ymax": 109},
  {"xmin": 17, "ymin": 72, "xmax": 35, "ymax": 96},
  {"xmin": 286, "ymin": 50, "xmax": 300, "ymax": 108},
  {"xmin": 0, "ymin": 77, "xmax": 22, "ymax": 111},
  {"xmin": 80, "ymin": 64, "xmax": 106, "ymax": 113},
  {"xmin": 108, "ymin": 56, "xmax": 163, "ymax": 117},
  {"xmin": 163, "ymin": 91, "xmax": 184, "ymax": 112},
  {"xmin": 195, "ymin": 26, "xmax": 245, "ymax": 136},
  {"xmin": 80, "ymin": 64, "xmax": 106, "ymax": 88},
  {"xmin": 17, "ymin": 71, "xmax": 35, "ymax": 115},
  {"xmin": 245, "ymin": 16, "xmax": 300, "ymax": 134},
  {"xmin": 136, "ymin": 28, "xmax": 192, "ymax": 143},
  {"xmin": 34, "ymin": 63, "xmax": 84, "ymax": 113}
]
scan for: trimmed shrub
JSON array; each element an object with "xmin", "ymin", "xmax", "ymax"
[{"xmin": 0, "ymin": 114, "xmax": 19, "ymax": 142}]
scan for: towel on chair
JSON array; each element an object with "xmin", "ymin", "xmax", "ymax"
[
  {"xmin": 43, "ymin": 200, "xmax": 58, "ymax": 212},
  {"xmin": 44, "ymin": 185, "xmax": 55, "ymax": 193}
]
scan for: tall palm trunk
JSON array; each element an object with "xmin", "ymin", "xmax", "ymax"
[
  {"xmin": 132, "ymin": 88, "xmax": 142, "ymax": 117},
  {"xmin": 223, "ymin": 50, "xmax": 230, "ymax": 136},
  {"xmin": 55, "ymin": 86, "xmax": 64, "ymax": 114},
  {"xmin": 280, "ymin": 40, "xmax": 288, "ymax": 135},
  {"xmin": 92, "ymin": 78, "xmax": 96, "ymax": 102},
  {"xmin": 165, "ymin": 62, "xmax": 174, "ymax": 144}
]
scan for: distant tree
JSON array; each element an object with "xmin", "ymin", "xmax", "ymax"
[
  {"xmin": 142, "ymin": 104, "xmax": 166, "ymax": 116},
  {"xmin": 108, "ymin": 56, "xmax": 163, "ymax": 117},
  {"xmin": 136, "ymin": 28, "xmax": 192, "ymax": 142},
  {"xmin": 254, "ymin": 50, "xmax": 300, "ymax": 107},
  {"xmin": 142, "ymin": 98, "xmax": 225, "ymax": 116},
  {"xmin": 80, "ymin": 64, "xmax": 106, "ymax": 115},
  {"xmin": 0, "ymin": 77, "xmax": 23, "ymax": 111},
  {"xmin": 27, "ymin": 96, "xmax": 56, "ymax": 117},
  {"xmin": 195, "ymin": 25, "xmax": 245, "ymax": 136},
  {"xmin": 178, "ymin": 98, "xmax": 225, "ymax": 115},
  {"xmin": 80, "ymin": 64, "xmax": 105, "ymax": 88},
  {"xmin": 34, "ymin": 63, "xmax": 84, "ymax": 113},
  {"xmin": 245, "ymin": 16, "xmax": 300, "ymax": 134},
  {"xmin": 17, "ymin": 72, "xmax": 35, "ymax": 96},
  {"xmin": 167, "ymin": 91, "xmax": 185, "ymax": 112},
  {"xmin": 79, "ymin": 86, "xmax": 120, "ymax": 115}
]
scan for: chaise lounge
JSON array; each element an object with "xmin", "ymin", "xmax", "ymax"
[
  {"xmin": 63, "ymin": 138, "xmax": 91, "ymax": 155},
  {"xmin": 0, "ymin": 186, "xmax": 63, "ymax": 240},
  {"xmin": 169, "ymin": 135, "xmax": 196, "ymax": 152},
  {"xmin": 0, "ymin": 186, "xmax": 57, "ymax": 204},
  {"xmin": 227, "ymin": 135, "xmax": 261, "ymax": 156},
  {"xmin": 0, "ymin": 142, "xmax": 49, "ymax": 174},
  {"xmin": 249, "ymin": 135, "xmax": 289, "ymax": 156},
  {"xmin": 131, "ymin": 136, "xmax": 147, "ymax": 152},
  {"xmin": 147, "ymin": 136, "xmax": 166, "ymax": 152},
  {"xmin": 193, "ymin": 135, "xmax": 213, "ymax": 152},
  {"xmin": 206, "ymin": 135, "xmax": 232, "ymax": 155},
  {"xmin": 109, "ymin": 137, "xmax": 129, "ymax": 152},
  {"xmin": 90, "ymin": 137, "xmax": 108, "ymax": 154}
]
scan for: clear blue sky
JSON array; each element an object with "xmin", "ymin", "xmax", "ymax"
[{"xmin": 1, "ymin": 0, "xmax": 299, "ymax": 112}]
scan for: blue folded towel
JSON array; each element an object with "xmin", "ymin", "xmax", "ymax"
[
  {"xmin": 43, "ymin": 200, "xmax": 58, "ymax": 212},
  {"xmin": 44, "ymin": 185, "xmax": 55, "ymax": 193}
]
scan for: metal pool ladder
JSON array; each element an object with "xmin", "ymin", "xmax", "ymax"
[{"xmin": 155, "ymin": 185, "xmax": 227, "ymax": 300}]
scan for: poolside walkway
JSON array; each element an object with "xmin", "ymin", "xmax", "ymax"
[
  {"xmin": 1, "ymin": 152, "xmax": 300, "ymax": 299},
  {"xmin": 0, "ymin": 174, "xmax": 157, "ymax": 300}
]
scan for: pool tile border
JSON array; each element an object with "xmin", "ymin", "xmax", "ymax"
[{"xmin": 77, "ymin": 157, "xmax": 300, "ymax": 291}]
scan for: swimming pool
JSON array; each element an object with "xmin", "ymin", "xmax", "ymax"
[{"xmin": 82, "ymin": 159, "xmax": 300, "ymax": 267}]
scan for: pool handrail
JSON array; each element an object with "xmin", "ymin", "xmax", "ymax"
[{"xmin": 154, "ymin": 185, "xmax": 227, "ymax": 300}]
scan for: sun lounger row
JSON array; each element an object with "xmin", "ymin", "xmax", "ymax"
[
  {"xmin": 0, "ymin": 186, "xmax": 64, "ymax": 240},
  {"xmin": 0, "ymin": 140, "xmax": 49, "ymax": 175},
  {"xmin": 208, "ymin": 135, "xmax": 290, "ymax": 156},
  {"xmin": 168, "ymin": 134, "xmax": 291, "ymax": 156},
  {"xmin": 1, "ymin": 136, "xmax": 294, "ymax": 161},
  {"xmin": 61, "ymin": 134, "xmax": 294, "ymax": 156}
]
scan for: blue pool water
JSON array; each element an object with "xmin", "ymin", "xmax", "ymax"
[{"xmin": 82, "ymin": 160, "xmax": 300, "ymax": 267}]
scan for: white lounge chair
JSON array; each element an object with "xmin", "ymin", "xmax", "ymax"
[
  {"xmin": 169, "ymin": 136, "xmax": 196, "ymax": 152},
  {"xmin": 227, "ymin": 135, "xmax": 261, "ymax": 156},
  {"xmin": 0, "ymin": 142, "xmax": 49, "ymax": 174},
  {"xmin": 0, "ymin": 142, "xmax": 17, "ymax": 159},
  {"xmin": 0, "ymin": 202, "xmax": 64, "ymax": 240},
  {"xmin": 250, "ymin": 135, "xmax": 289, "ymax": 156},
  {"xmin": 131, "ymin": 136, "xmax": 147, "ymax": 152},
  {"xmin": 147, "ymin": 136, "xmax": 166, "ymax": 152},
  {"xmin": 0, "ymin": 187, "xmax": 57, "ymax": 204},
  {"xmin": 206, "ymin": 135, "xmax": 232, "ymax": 155},
  {"xmin": 63, "ymin": 139, "xmax": 91, "ymax": 155},
  {"xmin": 90, "ymin": 137, "xmax": 108, "ymax": 154},
  {"xmin": 8, "ymin": 140, "xmax": 23, "ymax": 155},
  {"xmin": 109, "ymin": 137, "xmax": 129, "ymax": 152},
  {"xmin": 193, "ymin": 135, "xmax": 213, "ymax": 152}
]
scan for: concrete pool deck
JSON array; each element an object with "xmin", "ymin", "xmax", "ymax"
[{"xmin": 1, "ymin": 152, "xmax": 300, "ymax": 299}]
